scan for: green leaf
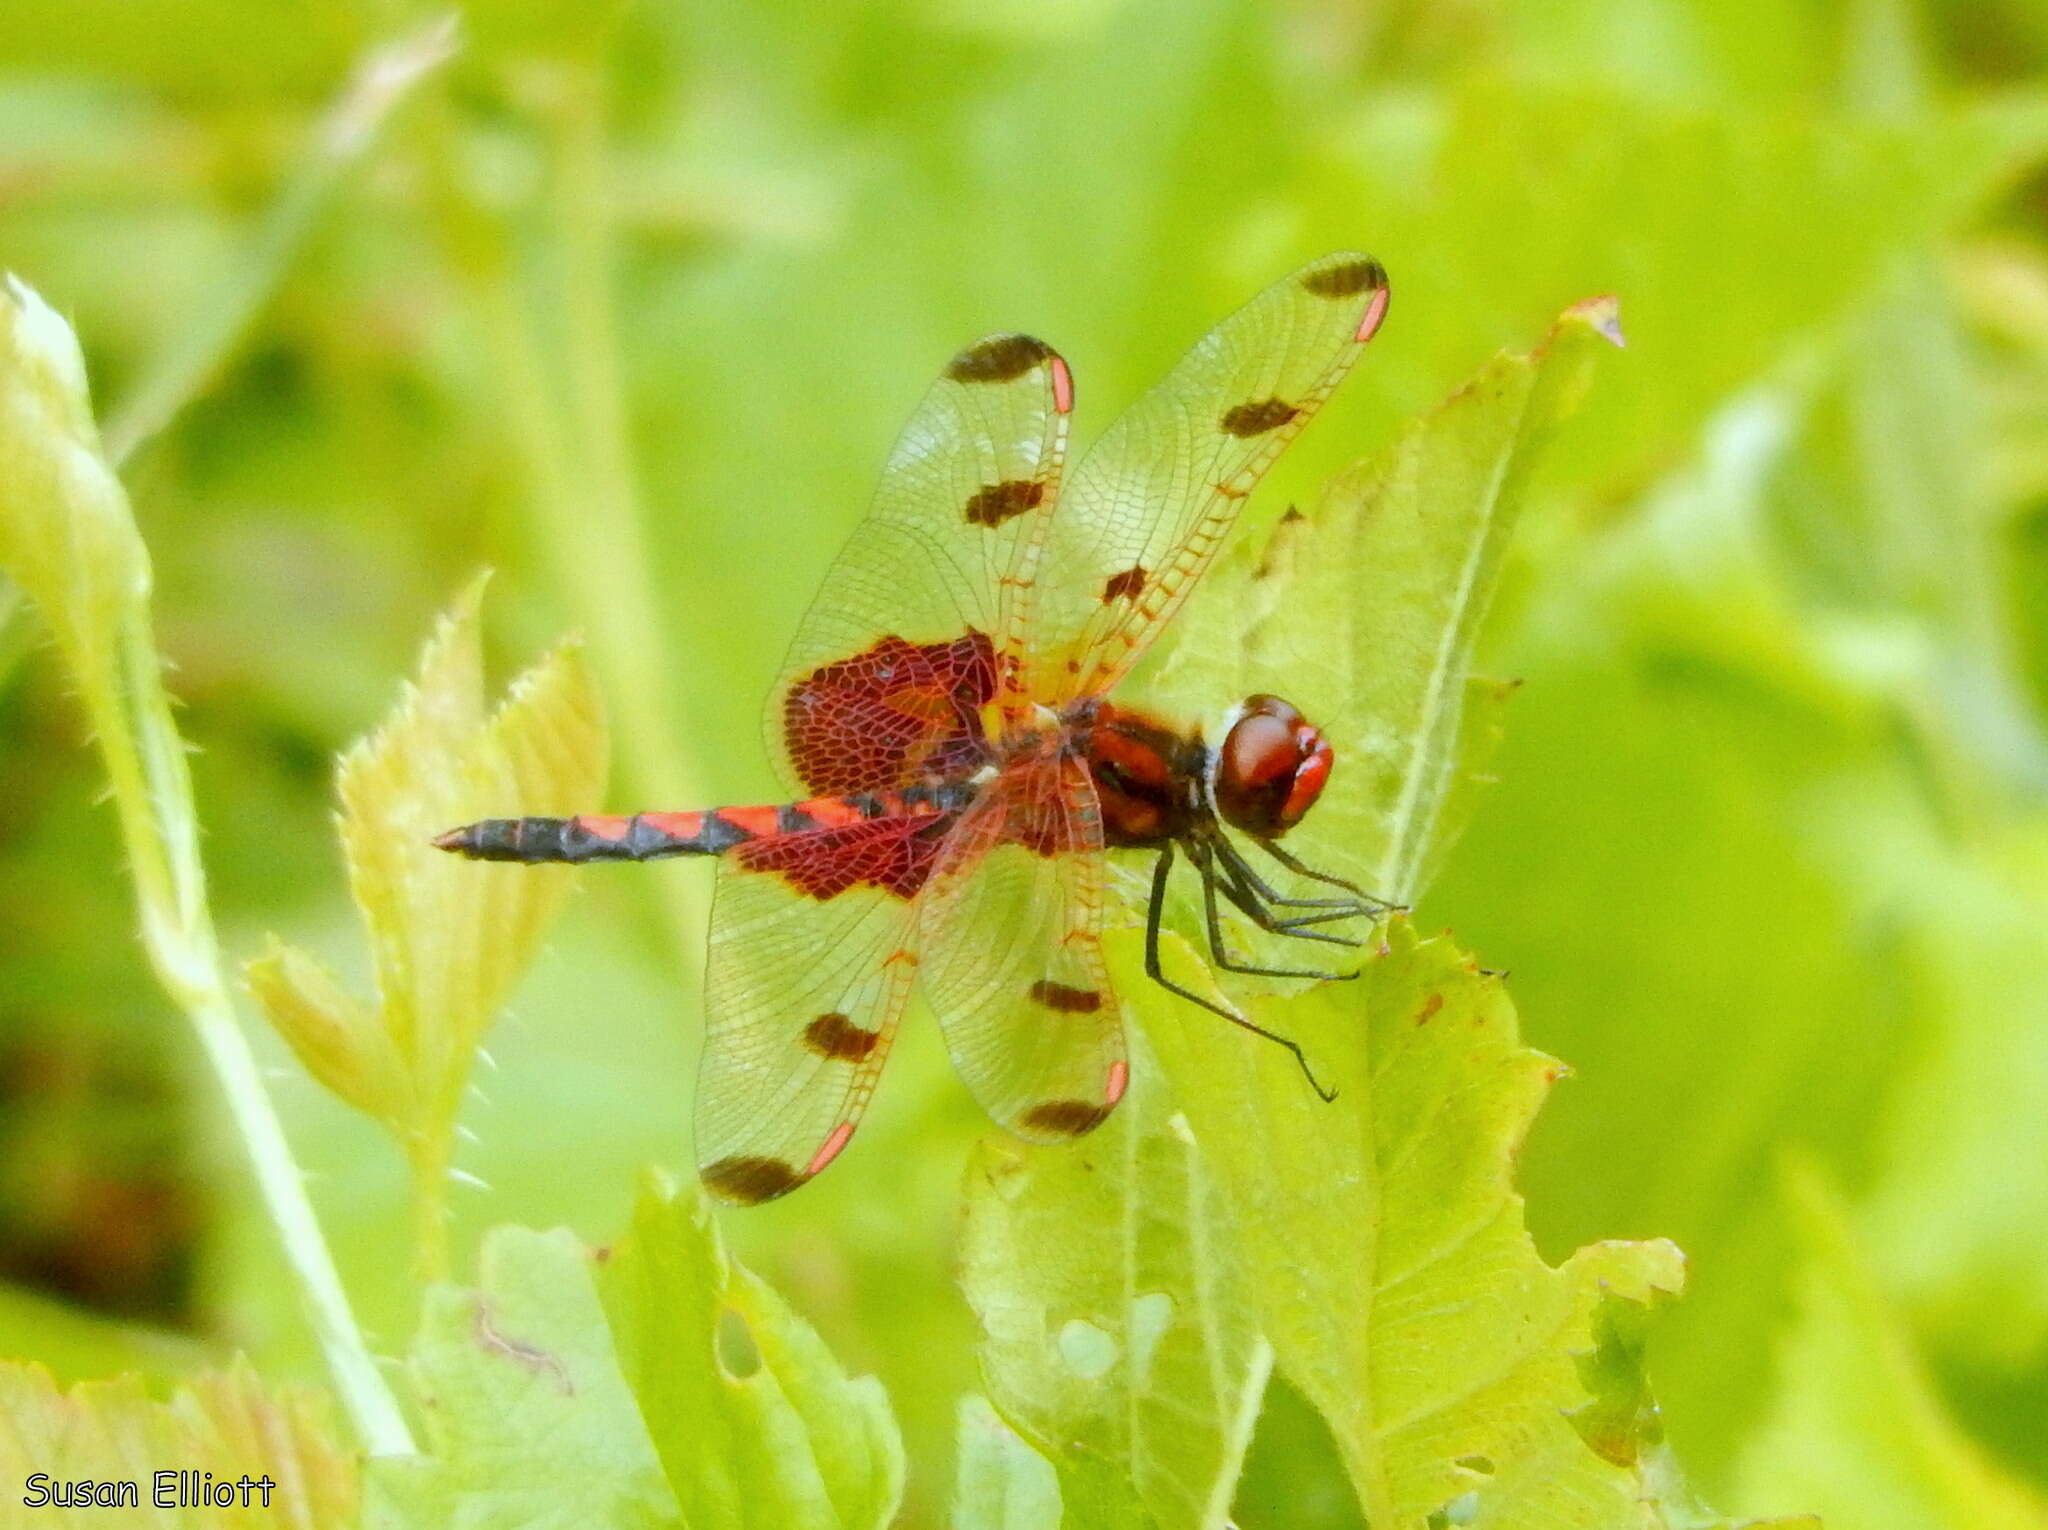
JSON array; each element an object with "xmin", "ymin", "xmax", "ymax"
[
  {"xmin": 1132, "ymin": 916, "xmax": 1774, "ymax": 1528},
  {"xmin": 0, "ymin": 1357, "xmax": 359, "ymax": 1527},
  {"xmin": 952, "ymin": 1394, "xmax": 1062, "ymax": 1530},
  {"xmin": 596, "ymin": 1172, "xmax": 905, "ymax": 1530},
  {"xmin": 1144, "ymin": 297, "xmax": 1622, "ymax": 904},
  {"xmin": 369, "ymin": 1176, "xmax": 905, "ymax": 1530},
  {"xmin": 367, "ymin": 1226, "xmax": 680, "ymax": 1530},
  {"xmin": 245, "ymin": 578, "xmax": 608, "ymax": 1274},
  {"xmin": 961, "ymin": 1030, "xmax": 1269, "ymax": 1529},
  {"xmin": 1735, "ymin": 1159, "xmax": 2048, "ymax": 1530},
  {"xmin": 1568, "ymin": 1296, "xmax": 1819, "ymax": 1530}
]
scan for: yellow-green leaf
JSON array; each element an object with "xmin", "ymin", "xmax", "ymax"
[
  {"xmin": 0, "ymin": 1357, "xmax": 359, "ymax": 1528},
  {"xmin": 370, "ymin": 1178, "xmax": 906, "ymax": 1530},
  {"xmin": 952, "ymin": 1394, "xmax": 1062, "ymax": 1530},
  {"xmin": 596, "ymin": 1172, "xmax": 906, "ymax": 1530},
  {"xmin": 367, "ymin": 1227, "xmax": 679, "ymax": 1530},
  {"xmin": 249, "ymin": 579, "xmax": 607, "ymax": 1151},
  {"xmin": 245, "ymin": 937, "xmax": 397, "ymax": 1125},
  {"xmin": 1132, "ymin": 917, "xmax": 1773, "ymax": 1528},
  {"xmin": 1735, "ymin": 1159, "xmax": 2048, "ymax": 1530},
  {"xmin": 961, "ymin": 1030, "xmax": 1268, "ymax": 1529}
]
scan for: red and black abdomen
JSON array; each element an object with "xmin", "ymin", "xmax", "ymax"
[{"xmin": 434, "ymin": 782, "xmax": 981, "ymax": 892}]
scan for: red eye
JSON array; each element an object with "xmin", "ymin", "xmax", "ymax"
[{"xmin": 1213, "ymin": 695, "xmax": 1333, "ymax": 837}]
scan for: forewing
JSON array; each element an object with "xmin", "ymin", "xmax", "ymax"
[
  {"xmin": 694, "ymin": 814, "xmax": 953, "ymax": 1203},
  {"xmin": 1035, "ymin": 252, "xmax": 1389, "ymax": 700},
  {"xmin": 769, "ymin": 335, "xmax": 1073, "ymax": 795},
  {"xmin": 916, "ymin": 758, "xmax": 1129, "ymax": 1141}
]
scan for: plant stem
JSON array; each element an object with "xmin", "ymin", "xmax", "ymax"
[
  {"xmin": 102, "ymin": 621, "xmax": 418, "ymax": 1455},
  {"xmin": 536, "ymin": 56, "xmax": 711, "ymax": 950},
  {"xmin": 408, "ymin": 1131, "xmax": 454, "ymax": 1285},
  {"xmin": 102, "ymin": 15, "xmax": 458, "ymax": 466}
]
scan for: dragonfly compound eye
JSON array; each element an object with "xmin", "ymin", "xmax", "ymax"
[{"xmin": 1214, "ymin": 694, "xmax": 1333, "ymax": 838}]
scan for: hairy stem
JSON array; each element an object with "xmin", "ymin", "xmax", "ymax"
[
  {"xmin": 96, "ymin": 614, "xmax": 416, "ymax": 1455},
  {"xmin": 408, "ymin": 1129, "xmax": 454, "ymax": 1285}
]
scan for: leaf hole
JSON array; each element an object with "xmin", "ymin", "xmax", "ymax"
[
  {"xmin": 1056, "ymin": 1318, "xmax": 1118, "ymax": 1379},
  {"xmin": 1233, "ymin": 1373, "xmax": 1364, "ymax": 1528},
  {"xmin": 1426, "ymin": 1491, "xmax": 1481, "ymax": 1528},
  {"xmin": 1127, "ymin": 1291, "xmax": 1175, "ymax": 1384},
  {"xmin": 716, "ymin": 1306, "xmax": 761, "ymax": 1379}
]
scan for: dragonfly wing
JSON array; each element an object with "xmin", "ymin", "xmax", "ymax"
[
  {"xmin": 1035, "ymin": 252, "xmax": 1389, "ymax": 699},
  {"xmin": 916, "ymin": 757, "xmax": 1129, "ymax": 1140},
  {"xmin": 694, "ymin": 812, "xmax": 955, "ymax": 1202},
  {"xmin": 767, "ymin": 335, "xmax": 1073, "ymax": 796}
]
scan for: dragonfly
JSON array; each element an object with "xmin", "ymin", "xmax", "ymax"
[{"xmin": 438, "ymin": 253, "xmax": 1393, "ymax": 1204}]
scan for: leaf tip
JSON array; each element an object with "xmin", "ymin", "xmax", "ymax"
[{"xmin": 1566, "ymin": 294, "xmax": 1625, "ymax": 349}]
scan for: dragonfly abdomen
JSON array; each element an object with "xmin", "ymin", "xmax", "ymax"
[{"xmin": 435, "ymin": 784, "xmax": 980, "ymax": 864}]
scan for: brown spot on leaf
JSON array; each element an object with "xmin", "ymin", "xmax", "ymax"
[
  {"xmin": 804, "ymin": 1012, "xmax": 881, "ymax": 1061},
  {"xmin": 964, "ymin": 478, "xmax": 1045, "ymax": 527},
  {"xmin": 1414, "ymin": 993, "xmax": 1444, "ymax": 1025},
  {"xmin": 1221, "ymin": 397, "xmax": 1299, "ymax": 437},
  {"xmin": 701, "ymin": 1156, "xmax": 807, "ymax": 1205},
  {"xmin": 947, "ymin": 333, "xmax": 1053, "ymax": 384}
]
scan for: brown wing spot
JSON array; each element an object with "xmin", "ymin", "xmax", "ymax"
[
  {"xmin": 964, "ymin": 478, "xmax": 1046, "ymax": 527},
  {"xmin": 947, "ymin": 333, "xmax": 1053, "ymax": 384},
  {"xmin": 1021, "ymin": 1099, "xmax": 1116, "ymax": 1136},
  {"xmin": 804, "ymin": 1011, "xmax": 881, "ymax": 1061},
  {"xmin": 1030, "ymin": 980, "xmax": 1104, "ymax": 1013},
  {"xmin": 1301, "ymin": 257, "xmax": 1388, "ymax": 299},
  {"xmin": 1101, "ymin": 565, "xmax": 1147, "ymax": 603},
  {"xmin": 701, "ymin": 1156, "xmax": 806, "ymax": 1205},
  {"xmin": 1221, "ymin": 397, "xmax": 1300, "ymax": 437}
]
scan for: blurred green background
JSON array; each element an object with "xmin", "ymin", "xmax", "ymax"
[{"xmin": 2, "ymin": 0, "xmax": 2046, "ymax": 1523}]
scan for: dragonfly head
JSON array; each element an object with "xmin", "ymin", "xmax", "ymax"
[{"xmin": 1210, "ymin": 694, "xmax": 1333, "ymax": 839}]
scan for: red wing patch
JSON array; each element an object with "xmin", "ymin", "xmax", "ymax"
[
  {"xmin": 766, "ymin": 331, "xmax": 1070, "ymax": 797},
  {"xmin": 781, "ymin": 632, "xmax": 997, "ymax": 797},
  {"xmin": 736, "ymin": 812, "xmax": 957, "ymax": 901}
]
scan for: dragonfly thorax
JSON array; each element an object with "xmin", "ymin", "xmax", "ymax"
[{"xmin": 1080, "ymin": 693, "xmax": 1332, "ymax": 849}]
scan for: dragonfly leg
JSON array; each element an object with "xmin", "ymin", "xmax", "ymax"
[
  {"xmin": 1206, "ymin": 830, "xmax": 1365, "ymax": 912},
  {"xmin": 1247, "ymin": 834, "xmax": 1402, "ymax": 914},
  {"xmin": 1142, "ymin": 846, "xmax": 1338, "ymax": 1102},
  {"xmin": 1191, "ymin": 839, "xmax": 1360, "ymax": 977}
]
